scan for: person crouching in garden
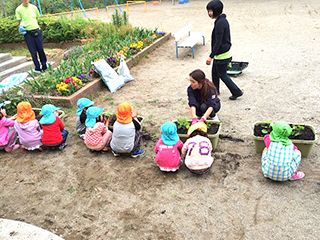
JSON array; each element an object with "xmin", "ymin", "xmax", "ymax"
[
  {"xmin": 0, "ymin": 103, "xmax": 19, "ymax": 152},
  {"xmin": 154, "ymin": 121, "xmax": 184, "ymax": 172},
  {"xmin": 40, "ymin": 104, "xmax": 68, "ymax": 150},
  {"xmin": 188, "ymin": 69, "xmax": 220, "ymax": 125},
  {"xmin": 14, "ymin": 102, "xmax": 43, "ymax": 151},
  {"xmin": 84, "ymin": 106, "xmax": 112, "ymax": 152},
  {"xmin": 182, "ymin": 122, "xmax": 214, "ymax": 175},
  {"xmin": 111, "ymin": 102, "xmax": 144, "ymax": 158},
  {"xmin": 261, "ymin": 121, "xmax": 304, "ymax": 181},
  {"xmin": 76, "ymin": 98, "xmax": 94, "ymax": 140}
]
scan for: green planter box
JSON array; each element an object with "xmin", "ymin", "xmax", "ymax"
[
  {"xmin": 174, "ymin": 120, "xmax": 222, "ymax": 151},
  {"xmin": 105, "ymin": 114, "xmax": 144, "ymax": 131},
  {"xmin": 252, "ymin": 121, "xmax": 318, "ymax": 158}
]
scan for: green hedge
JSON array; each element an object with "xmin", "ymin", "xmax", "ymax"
[{"xmin": 0, "ymin": 16, "xmax": 111, "ymax": 44}]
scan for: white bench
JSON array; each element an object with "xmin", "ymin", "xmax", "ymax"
[{"xmin": 173, "ymin": 23, "xmax": 205, "ymax": 58}]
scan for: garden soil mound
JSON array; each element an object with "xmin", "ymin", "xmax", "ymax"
[{"xmin": 1, "ymin": 1, "xmax": 320, "ymax": 239}]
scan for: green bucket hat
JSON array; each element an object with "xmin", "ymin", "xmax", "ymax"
[{"xmin": 270, "ymin": 121, "xmax": 292, "ymax": 146}]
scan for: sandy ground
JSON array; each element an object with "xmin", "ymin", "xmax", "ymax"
[{"xmin": 1, "ymin": 0, "xmax": 320, "ymax": 239}]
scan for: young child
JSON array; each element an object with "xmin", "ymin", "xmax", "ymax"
[
  {"xmin": 76, "ymin": 98, "xmax": 94, "ymax": 139},
  {"xmin": 261, "ymin": 121, "xmax": 304, "ymax": 181},
  {"xmin": 84, "ymin": 106, "xmax": 112, "ymax": 152},
  {"xmin": 110, "ymin": 102, "xmax": 144, "ymax": 157},
  {"xmin": 0, "ymin": 103, "xmax": 19, "ymax": 152},
  {"xmin": 154, "ymin": 121, "xmax": 184, "ymax": 172},
  {"xmin": 182, "ymin": 122, "xmax": 214, "ymax": 174},
  {"xmin": 14, "ymin": 102, "xmax": 43, "ymax": 151},
  {"xmin": 39, "ymin": 104, "xmax": 68, "ymax": 150}
]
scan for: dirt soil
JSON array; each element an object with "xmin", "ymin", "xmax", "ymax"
[{"xmin": 1, "ymin": 0, "xmax": 320, "ymax": 239}]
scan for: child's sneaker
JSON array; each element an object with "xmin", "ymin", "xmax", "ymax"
[
  {"xmin": 289, "ymin": 171, "xmax": 305, "ymax": 181},
  {"xmin": 130, "ymin": 149, "xmax": 145, "ymax": 158},
  {"xmin": 59, "ymin": 142, "xmax": 67, "ymax": 150},
  {"xmin": 101, "ymin": 146, "xmax": 111, "ymax": 152},
  {"xmin": 112, "ymin": 150, "xmax": 120, "ymax": 157},
  {"xmin": 5, "ymin": 144, "xmax": 20, "ymax": 153}
]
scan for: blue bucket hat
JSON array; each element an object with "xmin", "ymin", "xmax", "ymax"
[
  {"xmin": 0, "ymin": 103, "xmax": 4, "ymax": 108},
  {"xmin": 85, "ymin": 106, "xmax": 104, "ymax": 128},
  {"xmin": 39, "ymin": 104, "xmax": 60, "ymax": 125},
  {"xmin": 161, "ymin": 121, "xmax": 180, "ymax": 145},
  {"xmin": 76, "ymin": 98, "xmax": 94, "ymax": 116}
]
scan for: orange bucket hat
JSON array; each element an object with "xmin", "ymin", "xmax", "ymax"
[
  {"xmin": 116, "ymin": 102, "xmax": 133, "ymax": 124},
  {"xmin": 16, "ymin": 102, "xmax": 35, "ymax": 123}
]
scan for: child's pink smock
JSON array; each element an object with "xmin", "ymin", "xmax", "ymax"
[
  {"xmin": 154, "ymin": 139, "xmax": 184, "ymax": 172},
  {"xmin": 0, "ymin": 117, "xmax": 15, "ymax": 146}
]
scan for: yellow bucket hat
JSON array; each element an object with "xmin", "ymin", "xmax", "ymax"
[
  {"xmin": 16, "ymin": 102, "xmax": 35, "ymax": 123},
  {"xmin": 187, "ymin": 122, "xmax": 207, "ymax": 137},
  {"xmin": 116, "ymin": 102, "xmax": 133, "ymax": 124}
]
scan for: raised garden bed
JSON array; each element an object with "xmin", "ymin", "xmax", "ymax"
[
  {"xmin": 32, "ymin": 33, "xmax": 171, "ymax": 107},
  {"xmin": 252, "ymin": 121, "xmax": 318, "ymax": 158},
  {"xmin": 174, "ymin": 119, "xmax": 222, "ymax": 151}
]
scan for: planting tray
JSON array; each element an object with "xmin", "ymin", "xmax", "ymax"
[
  {"xmin": 105, "ymin": 114, "xmax": 144, "ymax": 131},
  {"xmin": 175, "ymin": 120, "xmax": 222, "ymax": 151},
  {"xmin": 252, "ymin": 121, "xmax": 318, "ymax": 158},
  {"xmin": 227, "ymin": 61, "xmax": 249, "ymax": 76}
]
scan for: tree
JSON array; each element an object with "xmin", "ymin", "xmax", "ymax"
[{"xmin": 1, "ymin": 0, "xmax": 7, "ymax": 17}]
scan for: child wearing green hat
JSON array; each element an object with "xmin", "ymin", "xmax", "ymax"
[
  {"xmin": 261, "ymin": 121, "xmax": 304, "ymax": 181},
  {"xmin": 154, "ymin": 121, "xmax": 184, "ymax": 172},
  {"xmin": 76, "ymin": 98, "xmax": 94, "ymax": 139},
  {"xmin": 84, "ymin": 106, "xmax": 112, "ymax": 152},
  {"xmin": 40, "ymin": 104, "xmax": 68, "ymax": 150}
]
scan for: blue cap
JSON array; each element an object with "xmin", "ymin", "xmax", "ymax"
[
  {"xmin": 0, "ymin": 103, "xmax": 4, "ymax": 108},
  {"xmin": 161, "ymin": 121, "xmax": 179, "ymax": 146},
  {"xmin": 39, "ymin": 104, "xmax": 60, "ymax": 125},
  {"xmin": 76, "ymin": 98, "xmax": 94, "ymax": 116},
  {"xmin": 85, "ymin": 106, "xmax": 104, "ymax": 128}
]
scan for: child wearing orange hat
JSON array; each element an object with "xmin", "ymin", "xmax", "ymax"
[
  {"xmin": 110, "ymin": 102, "xmax": 144, "ymax": 157},
  {"xmin": 14, "ymin": 102, "xmax": 43, "ymax": 151},
  {"xmin": 181, "ymin": 122, "xmax": 214, "ymax": 174},
  {"xmin": 0, "ymin": 102, "xmax": 19, "ymax": 152}
]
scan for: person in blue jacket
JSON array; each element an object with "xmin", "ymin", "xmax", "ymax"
[
  {"xmin": 206, "ymin": 0, "xmax": 243, "ymax": 100},
  {"xmin": 187, "ymin": 69, "xmax": 220, "ymax": 125}
]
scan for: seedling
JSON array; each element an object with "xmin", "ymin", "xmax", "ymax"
[
  {"xmin": 291, "ymin": 125, "xmax": 305, "ymax": 137},
  {"xmin": 177, "ymin": 117, "xmax": 190, "ymax": 129}
]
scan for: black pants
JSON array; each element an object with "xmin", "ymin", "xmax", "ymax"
[
  {"xmin": 212, "ymin": 57, "xmax": 242, "ymax": 96},
  {"xmin": 196, "ymin": 102, "xmax": 220, "ymax": 118},
  {"xmin": 24, "ymin": 29, "xmax": 47, "ymax": 71}
]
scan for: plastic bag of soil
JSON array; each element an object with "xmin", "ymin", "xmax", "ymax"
[{"xmin": 92, "ymin": 59, "xmax": 124, "ymax": 93}]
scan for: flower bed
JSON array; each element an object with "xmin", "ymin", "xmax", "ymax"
[{"xmin": 32, "ymin": 32, "xmax": 171, "ymax": 107}]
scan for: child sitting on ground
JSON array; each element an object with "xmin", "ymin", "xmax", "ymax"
[
  {"xmin": 154, "ymin": 121, "xmax": 184, "ymax": 172},
  {"xmin": 39, "ymin": 104, "xmax": 68, "ymax": 150},
  {"xmin": 14, "ymin": 102, "xmax": 43, "ymax": 151},
  {"xmin": 261, "ymin": 121, "xmax": 304, "ymax": 181},
  {"xmin": 84, "ymin": 106, "xmax": 112, "ymax": 152},
  {"xmin": 76, "ymin": 98, "xmax": 94, "ymax": 139},
  {"xmin": 0, "ymin": 103, "xmax": 19, "ymax": 152},
  {"xmin": 110, "ymin": 102, "xmax": 144, "ymax": 157},
  {"xmin": 181, "ymin": 122, "xmax": 214, "ymax": 174}
]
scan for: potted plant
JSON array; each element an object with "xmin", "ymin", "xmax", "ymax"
[
  {"xmin": 252, "ymin": 121, "xmax": 318, "ymax": 158},
  {"xmin": 103, "ymin": 112, "xmax": 144, "ymax": 131},
  {"xmin": 174, "ymin": 117, "xmax": 222, "ymax": 151}
]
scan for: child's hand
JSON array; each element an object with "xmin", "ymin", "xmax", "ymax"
[{"xmin": 132, "ymin": 111, "xmax": 138, "ymax": 118}]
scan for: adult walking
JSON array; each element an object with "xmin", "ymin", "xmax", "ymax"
[
  {"xmin": 15, "ymin": 0, "xmax": 47, "ymax": 72},
  {"xmin": 206, "ymin": 0, "xmax": 243, "ymax": 100},
  {"xmin": 187, "ymin": 69, "xmax": 220, "ymax": 125}
]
